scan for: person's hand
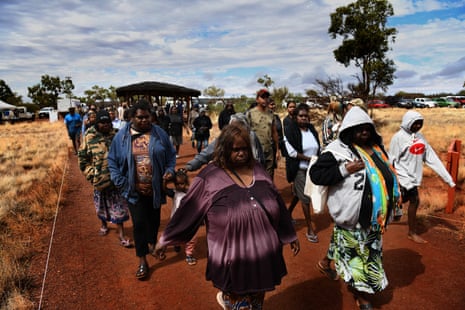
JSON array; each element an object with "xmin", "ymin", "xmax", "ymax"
[
  {"xmin": 290, "ymin": 239, "xmax": 300, "ymax": 256},
  {"xmin": 345, "ymin": 159, "xmax": 365, "ymax": 174},
  {"xmin": 163, "ymin": 172, "xmax": 173, "ymax": 181}
]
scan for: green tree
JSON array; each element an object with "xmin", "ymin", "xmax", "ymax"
[
  {"xmin": 0, "ymin": 80, "xmax": 22, "ymax": 105},
  {"xmin": 61, "ymin": 76, "xmax": 75, "ymax": 101},
  {"xmin": 83, "ymin": 85, "xmax": 115, "ymax": 105},
  {"xmin": 203, "ymin": 85, "xmax": 225, "ymax": 98},
  {"xmin": 271, "ymin": 86, "xmax": 289, "ymax": 109},
  {"xmin": 305, "ymin": 89, "xmax": 319, "ymax": 98},
  {"xmin": 257, "ymin": 74, "xmax": 274, "ymax": 89},
  {"xmin": 28, "ymin": 75, "xmax": 63, "ymax": 108},
  {"xmin": 329, "ymin": 0, "xmax": 397, "ymax": 100},
  {"xmin": 108, "ymin": 86, "xmax": 118, "ymax": 102}
]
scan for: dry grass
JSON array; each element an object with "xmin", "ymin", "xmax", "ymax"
[
  {"xmin": 1, "ymin": 108, "xmax": 464, "ymax": 308},
  {"xmin": 0, "ymin": 121, "xmax": 68, "ymax": 309}
]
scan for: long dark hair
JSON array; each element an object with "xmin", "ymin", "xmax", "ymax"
[{"xmin": 213, "ymin": 124, "xmax": 255, "ymax": 170}]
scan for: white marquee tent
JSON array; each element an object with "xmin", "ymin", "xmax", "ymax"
[{"xmin": 0, "ymin": 100, "xmax": 17, "ymax": 110}]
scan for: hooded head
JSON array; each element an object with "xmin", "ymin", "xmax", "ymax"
[
  {"xmin": 338, "ymin": 106, "xmax": 382, "ymax": 146},
  {"xmin": 400, "ymin": 110, "xmax": 424, "ymax": 133}
]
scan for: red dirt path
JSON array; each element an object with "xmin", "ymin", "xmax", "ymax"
[{"xmin": 30, "ymin": 141, "xmax": 465, "ymax": 309}]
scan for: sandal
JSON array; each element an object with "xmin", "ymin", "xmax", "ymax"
[
  {"xmin": 185, "ymin": 255, "xmax": 197, "ymax": 266},
  {"xmin": 98, "ymin": 227, "xmax": 108, "ymax": 236},
  {"xmin": 316, "ymin": 261, "xmax": 339, "ymax": 281},
  {"xmin": 135, "ymin": 264, "xmax": 148, "ymax": 279},
  {"xmin": 158, "ymin": 251, "xmax": 166, "ymax": 261},
  {"xmin": 306, "ymin": 232, "xmax": 319, "ymax": 243},
  {"xmin": 120, "ymin": 238, "xmax": 132, "ymax": 248},
  {"xmin": 149, "ymin": 245, "xmax": 166, "ymax": 260}
]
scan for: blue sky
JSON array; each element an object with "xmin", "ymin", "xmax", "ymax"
[{"xmin": 0, "ymin": 0, "xmax": 464, "ymax": 101}]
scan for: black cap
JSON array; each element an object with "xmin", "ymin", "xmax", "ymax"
[{"xmin": 96, "ymin": 110, "xmax": 111, "ymax": 123}]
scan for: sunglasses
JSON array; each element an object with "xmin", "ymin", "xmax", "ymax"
[{"xmin": 135, "ymin": 115, "xmax": 150, "ymax": 120}]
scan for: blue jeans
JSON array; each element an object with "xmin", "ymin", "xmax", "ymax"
[{"xmin": 196, "ymin": 138, "xmax": 209, "ymax": 153}]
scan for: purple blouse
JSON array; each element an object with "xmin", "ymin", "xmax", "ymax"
[{"xmin": 159, "ymin": 163, "xmax": 297, "ymax": 294}]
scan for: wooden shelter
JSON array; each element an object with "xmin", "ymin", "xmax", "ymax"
[{"xmin": 116, "ymin": 81, "xmax": 201, "ymax": 111}]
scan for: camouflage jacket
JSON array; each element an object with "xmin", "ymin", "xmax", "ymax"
[{"xmin": 78, "ymin": 126, "xmax": 116, "ymax": 191}]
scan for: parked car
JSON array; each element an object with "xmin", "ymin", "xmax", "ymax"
[
  {"xmin": 413, "ymin": 101, "xmax": 427, "ymax": 108},
  {"xmin": 433, "ymin": 97, "xmax": 459, "ymax": 108},
  {"xmin": 367, "ymin": 99, "xmax": 390, "ymax": 108},
  {"xmin": 13, "ymin": 107, "xmax": 35, "ymax": 121},
  {"xmin": 396, "ymin": 99, "xmax": 413, "ymax": 109},
  {"xmin": 39, "ymin": 107, "xmax": 55, "ymax": 119},
  {"xmin": 414, "ymin": 98, "xmax": 437, "ymax": 108},
  {"xmin": 446, "ymin": 96, "xmax": 465, "ymax": 108}
]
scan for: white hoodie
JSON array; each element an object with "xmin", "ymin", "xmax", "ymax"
[{"xmin": 389, "ymin": 110, "xmax": 455, "ymax": 190}]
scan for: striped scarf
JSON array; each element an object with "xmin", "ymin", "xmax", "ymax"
[{"xmin": 355, "ymin": 145, "xmax": 400, "ymax": 231}]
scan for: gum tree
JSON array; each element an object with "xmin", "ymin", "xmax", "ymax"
[
  {"xmin": 28, "ymin": 75, "xmax": 63, "ymax": 108},
  {"xmin": 329, "ymin": 0, "xmax": 397, "ymax": 99}
]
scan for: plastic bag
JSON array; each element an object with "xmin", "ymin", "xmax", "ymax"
[{"xmin": 304, "ymin": 156, "xmax": 328, "ymax": 214}]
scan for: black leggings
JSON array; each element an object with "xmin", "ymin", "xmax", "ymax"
[{"xmin": 128, "ymin": 195, "xmax": 161, "ymax": 257}]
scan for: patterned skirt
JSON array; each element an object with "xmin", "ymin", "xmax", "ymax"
[
  {"xmin": 221, "ymin": 291, "xmax": 265, "ymax": 310},
  {"xmin": 327, "ymin": 225, "xmax": 388, "ymax": 294},
  {"xmin": 93, "ymin": 189, "xmax": 130, "ymax": 224}
]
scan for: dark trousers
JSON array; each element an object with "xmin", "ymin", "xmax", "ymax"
[{"xmin": 128, "ymin": 195, "xmax": 161, "ymax": 257}]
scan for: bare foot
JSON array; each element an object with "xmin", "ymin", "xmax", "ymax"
[{"xmin": 408, "ymin": 233, "xmax": 428, "ymax": 244}]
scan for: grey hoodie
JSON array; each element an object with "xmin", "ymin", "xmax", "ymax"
[
  {"xmin": 322, "ymin": 107, "xmax": 381, "ymax": 229},
  {"xmin": 389, "ymin": 110, "xmax": 455, "ymax": 190}
]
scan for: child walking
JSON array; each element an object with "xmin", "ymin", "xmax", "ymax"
[
  {"xmin": 162, "ymin": 169, "xmax": 198, "ymax": 265},
  {"xmin": 389, "ymin": 110, "xmax": 455, "ymax": 243}
]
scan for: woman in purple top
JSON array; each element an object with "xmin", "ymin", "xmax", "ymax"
[{"xmin": 157, "ymin": 123, "xmax": 300, "ymax": 309}]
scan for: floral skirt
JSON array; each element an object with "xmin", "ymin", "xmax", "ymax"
[
  {"xmin": 222, "ymin": 291, "xmax": 265, "ymax": 310},
  {"xmin": 93, "ymin": 189, "xmax": 130, "ymax": 224},
  {"xmin": 327, "ymin": 225, "xmax": 388, "ymax": 294}
]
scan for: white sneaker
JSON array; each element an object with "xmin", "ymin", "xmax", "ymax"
[
  {"xmin": 216, "ymin": 292, "xmax": 226, "ymax": 309},
  {"xmin": 176, "ymin": 155, "xmax": 180, "ymax": 158}
]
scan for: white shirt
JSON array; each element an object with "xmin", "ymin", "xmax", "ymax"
[{"xmin": 285, "ymin": 129, "xmax": 319, "ymax": 170}]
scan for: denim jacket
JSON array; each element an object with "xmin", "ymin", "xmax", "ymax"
[{"xmin": 108, "ymin": 122, "xmax": 176, "ymax": 207}]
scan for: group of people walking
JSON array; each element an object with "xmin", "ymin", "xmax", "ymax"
[{"xmin": 69, "ymin": 91, "xmax": 454, "ymax": 310}]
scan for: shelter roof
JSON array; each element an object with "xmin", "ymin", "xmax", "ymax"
[{"xmin": 116, "ymin": 81, "xmax": 201, "ymax": 98}]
